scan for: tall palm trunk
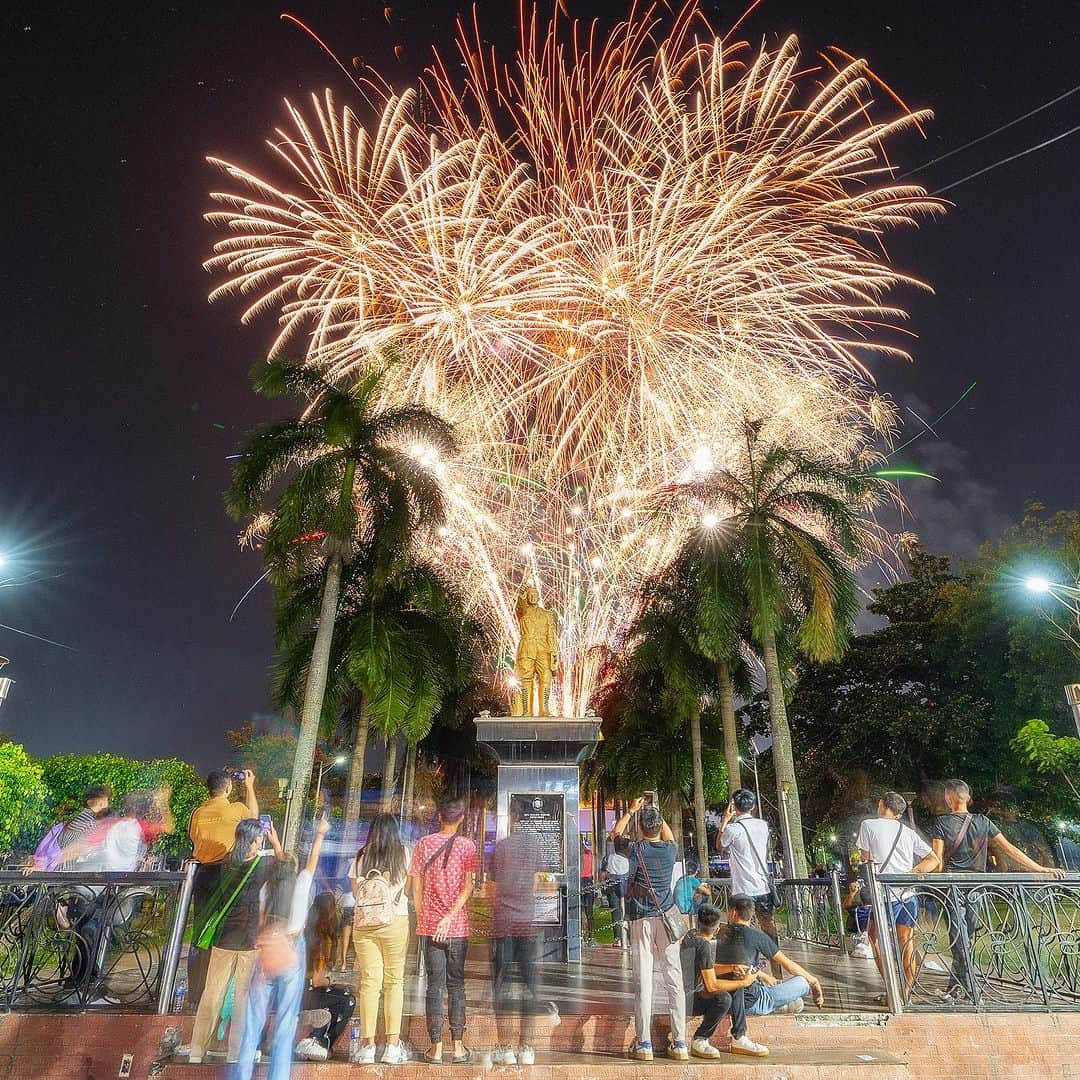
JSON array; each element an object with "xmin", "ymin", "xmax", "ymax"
[
  {"xmin": 380, "ymin": 734, "xmax": 399, "ymax": 812},
  {"xmin": 284, "ymin": 550, "xmax": 344, "ymax": 853},
  {"xmin": 689, "ymin": 709, "xmax": 710, "ymax": 874},
  {"xmin": 665, "ymin": 789, "xmax": 683, "ymax": 852},
  {"xmin": 717, "ymin": 660, "xmax": 743, "ymax": 793},
  {"xmin": 401, "ymin": 742, "xmax": 416, "ymax": 821},
  {"xmin": 343, "ymin": 694, "xmax": 370, "ymax": 833},
  {"xmin": 760, "ymin": 629, "xmax": 808, "ymax": 877}
]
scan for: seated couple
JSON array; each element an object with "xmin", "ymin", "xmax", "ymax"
[{"xmin": 682, "ymin": 898, "xmax": 825, "ymax": 1060}]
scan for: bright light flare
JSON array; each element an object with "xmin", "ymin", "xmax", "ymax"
[{"xmin": 1025, "ymin": 576, "xmax": 1053, "ymax": 594}]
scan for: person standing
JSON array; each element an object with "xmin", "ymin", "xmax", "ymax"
[
  {"xmin": 613, "ymin": 798, "xmax": 687, "ymax": 1062},
  {"xmin": 408, "ymin": 795, "xmax": 478, "ymax": 1064},
  {"xmin": 927, "ymin": 779, "xmax": 1064, "ymax": 999},
  {"xmin": 187, "ymin": 769, "xmax": 258, "ymax": 1007},
  {"xmin": 489, "ymin": 803, "xmax": 546, "ymax": 1065},
  {"xmin": 189, "ymin": 818, "xmax": 283, "ymax": 1065},
  {"xmin": 349, "ymin": 813, "xmax": 412, "ymax": 1065},
  {"xmin": 600, "ymin": 836, "xmax": 631, "ymax": 948},
  {"xmin": 580, "ymin": 836, "xmax": 596, "ymax": 943},
  {"xmin": 232, "ymin": 814, "xmax": 331, "ymax": 1080},
  {"xmin": 680, "ymin": 904, "xmax": 764, "ymax": 1059},
  {"xmin": 856, "ymin": 792, "xmax": 939, "ymax": 993},
  {"xmin": 717, "ymin": 789, "xmax": 778, "ymax": 946}
]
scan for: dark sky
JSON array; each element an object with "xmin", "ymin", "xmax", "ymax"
[{"xmin": 2, "ymin": 1, "xmax": 1078, "ymax": 769}]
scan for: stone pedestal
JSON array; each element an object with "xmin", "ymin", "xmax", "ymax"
[{"xmin": 474, "ymin": 715, "xmax": 601, "ymax": 962}]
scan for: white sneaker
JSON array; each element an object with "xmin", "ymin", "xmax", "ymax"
[
  {"xmin": 381, "ymin": 1042, "xmax": 407, "ymax": 1064},
  {"xmin": 295, "ymin": 1037, "xmax": 329, "ymax": 1062},
  {"xmin": 518, "ymin": 1046, "xmax": 535, "ymax": 1065},
  {"xmin": 691, "ymin": 1038, "xmax": 721, "ymax": 1060},
  {"xmin": 491, "ymin": 1046, "xmax": 518, "ymax": 1065},
  {"xmin": 775, "ymin": 996, "xmax": 805, "ymax": 1015},
  {"xmin": 352, "ymin": 1043, "xmax": 377, "ymax": 1064},
  {"xmin": 729, "ymin": 1034, "xmax": 769, "ymax": 1058}
]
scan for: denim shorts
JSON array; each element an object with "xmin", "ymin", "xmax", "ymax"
[{"xmin": 890, "ymin": 898, "xmax": 919, "ymax": 927}]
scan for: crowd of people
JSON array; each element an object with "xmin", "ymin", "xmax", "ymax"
[{"xmin": 21, "ymin": 768, "xmax": 1070, "ymax": 1067}]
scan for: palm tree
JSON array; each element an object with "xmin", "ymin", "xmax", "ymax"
[
  {"xmin": 227, "ymin": 360, "xmax": 455, "ymax": 850},
  {"xmin": 626, "ymin": 575, "xmax": 715, "ymax": 873},
  {"xmin": 673, "ymin": 421, "xmax": 877, "ymax": 877},
  {"xmin": 275, "ymin": 546, "xmax": 482, "ymax": 828},
  {"xmin": 668, "ymin": 541, "xmax": 749, "ymax": 792}
]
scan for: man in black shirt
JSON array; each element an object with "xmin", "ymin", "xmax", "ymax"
[
  {"xmin": 681, "ymin": 905, "xmax": 766, "ymax": 1058},
  {"xmin": 927, "ymin": 779, "xmax": 1064, "ymax": 999},
  {"xmin": 717, "ymin": 897, "xmax": 825, "ymax": 1018}
]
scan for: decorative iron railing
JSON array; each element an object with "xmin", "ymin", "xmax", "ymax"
[
  {"xmin": 0, "ymin": 867, "xmax": 194, "ymax": 1013},
  {"xmin": 701, "ymin": 871, "xmax": 847, "ymax": 951},
  {"xmin": 870, "ymin": 868, "xmax": 1080, "ymax": 1013}
]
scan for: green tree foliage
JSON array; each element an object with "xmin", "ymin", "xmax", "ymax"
[
  {"xmin": 1013, "ymin": 719, "xmax": 1080, "ymax": 807},
  {"xmin": 754, "ymin": 515, "xmax": 1080, "ymax": 826},
  {"xmin": 669, "ymin": 421, "xmax": 879, "ymax": 875},
  {"xmin": 40, "ymin": 753, "xmax": 204, "ymax": 859},
  {"xmin": 226, "ymin": 359, "xmax": 455, "ymax": 849},
  {"xmin": 0, "ymin": 742, "xmax": 48, "ymax": 852}
]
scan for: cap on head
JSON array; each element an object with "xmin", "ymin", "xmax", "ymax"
[{"xmin": 732, "ymin": 788, "xmax": 756, "ymax": 813}]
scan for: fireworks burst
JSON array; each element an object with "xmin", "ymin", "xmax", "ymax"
[{"xmin": 206, "ymin": 2, "xmax": 939, "ymax": 715}]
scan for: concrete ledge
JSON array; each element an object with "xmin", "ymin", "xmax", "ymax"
[{"xmin": 3, "ymin": 1010, "xmax": 1079, "ymax": 1079}]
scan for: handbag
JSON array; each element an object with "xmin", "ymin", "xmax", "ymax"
[
  {"xmin": 857, "ymin": 821, "xmax": 905, "ymax": 906},
  {"xmin": 194, "ymin": 858, "xmax": 258, "ymax": 950},
  {"xmin": 634, "ymin": 843, "xmax": 684, "ymax": 945},
  {"xmin": 734, "ymin": 820, "xmax": 782, "ymax": 908}
]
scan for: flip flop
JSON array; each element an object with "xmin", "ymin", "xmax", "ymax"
[
  {"xmin": 452, "ymin": 1048, "xmax": 474, "ymax": 1064},
  {"xmin": 423, "ymin": 1051, "xmax": 444, "ymax": 1064}
]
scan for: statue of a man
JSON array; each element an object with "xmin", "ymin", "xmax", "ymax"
[{"xmin": 511, "ymin": 586, "xmax": 558, "ymax": 717}]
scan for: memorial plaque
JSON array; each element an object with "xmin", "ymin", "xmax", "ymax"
[{"xmin": 509, "ymin": 792, "xmax": 565, "ymax": 874}]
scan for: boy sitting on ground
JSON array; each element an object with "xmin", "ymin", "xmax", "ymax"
[{"xmin": 681, "ymin": 904, "xmax": 768, "ymax": 1059}]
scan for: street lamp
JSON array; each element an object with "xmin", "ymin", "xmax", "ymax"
[
  {"xmin": 1022, "ymin": 575, "xmax": 1080, "ymax": 735},
  {"xmin": 313, "ymin": 753, "xmax": 348, "ymax": 809}
]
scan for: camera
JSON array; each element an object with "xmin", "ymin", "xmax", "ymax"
[{"xmin": 228, "ymin": 768, "xmax": 245, "ymax": 783}]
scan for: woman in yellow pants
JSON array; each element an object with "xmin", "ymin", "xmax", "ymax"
[{"xmin": 348, "ymin": 814, "xmax": 411, "ymax": 1064}]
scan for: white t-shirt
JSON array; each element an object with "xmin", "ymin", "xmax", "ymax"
[
  {"xmin": 349, "ymin": 844, "xmax": 411, "ymax": 919},
  {"xmin": 720, "ymin": 815, "xmax": 771, "ymax": 899},
  {"xmin": 856, "ymin": 817, "xmax": 932, "ymax": 901}
]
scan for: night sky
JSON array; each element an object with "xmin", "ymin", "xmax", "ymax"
[{"xmin": 2, "ymin": 1, "xmax": 1078, "ymax": 769}]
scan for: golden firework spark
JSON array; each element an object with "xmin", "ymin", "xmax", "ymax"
[{"xmin": 206, "ymin": 2, "xmax": 939, "ymax": 715}]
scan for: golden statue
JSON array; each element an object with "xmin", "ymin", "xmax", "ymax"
[{"xmin": 510, "ymin": 586, "xmax": 558, "ymax": 716}]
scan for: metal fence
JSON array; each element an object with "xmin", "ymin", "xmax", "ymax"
[
  {"xmin": 871, "ymin": 867, "xmax": 1080, "ymax": 1013},
  {"xmin": 0, "ymin": 867, "xmax": 194, "ymax": 1013},
  {"xmin": 701, "ymin": 872, "xmax": 847, "ymax": 951}
]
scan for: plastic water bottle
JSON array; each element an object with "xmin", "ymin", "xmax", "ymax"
[
  {"xmin": 349, "ymin": 1018, "xmax": 361, "ymax": 1063},
  {"xmin": 172, "ymin": 979, "xmax": 187, "ymax": 1014}
]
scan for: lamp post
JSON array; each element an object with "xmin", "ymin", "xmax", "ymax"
[
  {"xmin": 0, "ymin": 656, "xmax": 11, "ymax": 712},
  {"xmin": 739, "ymin": 738, "xmax": 762, "ymax": 807},
  {"xmin": 313, "ymin": 754, "xmax": 348, "ymax": 809},
  {"xmin": 1023, "ymin": 575, "xmax": 1080, "ymax": 736}
]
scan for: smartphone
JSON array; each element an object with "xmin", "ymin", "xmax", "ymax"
[
  {"xmin": 259, "ymin": 814, "xmax": 272, "ymax": 834},
  {"xmin": 643, "ymin": 791, "xmax": 656, "ymax": 808}
]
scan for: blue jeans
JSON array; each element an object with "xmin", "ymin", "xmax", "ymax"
[
  {"xmin": 231, "ymin": 947, "xmax": 306, "ymax": 1080},
  {"xmin": 744, "ymin": 976, "xmax": 810, "ymax": 1016}
]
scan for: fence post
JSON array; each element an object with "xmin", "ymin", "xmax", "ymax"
[
  {"xmin": 157, "ymin": 863, "xmax": 197, "ymax": 1015},
  {"xmin": 829, "ymin": 867, "xmax": 847, "ymax": 952},
  {"xmin": 867, "ymin": 863, "xmax": 904, "ymax": 1014}
]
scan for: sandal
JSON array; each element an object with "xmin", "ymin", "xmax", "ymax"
[
  {"xmin": 452, "ymin": 1048, "xmax": 474, "ymax": 1064},
  {"xmin": 423, "ymin": 1050, "xmax": 444, "ymax": 1064}
]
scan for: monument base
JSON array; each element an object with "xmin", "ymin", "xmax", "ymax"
[{"xmin": 474, "ymin": 715, "xmax": 602, "ymax": 963}]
